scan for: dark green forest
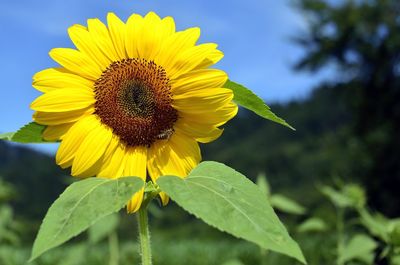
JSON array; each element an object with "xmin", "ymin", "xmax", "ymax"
[{"xmin": 1, "ymin": 0, "xmax": 400, "ymax": 264}]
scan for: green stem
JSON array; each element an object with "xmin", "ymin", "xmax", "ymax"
[
  {"xmin": 260, "ymin": 248, "xmax": 269, "ymax": 265},
  {"xmin": 108, "ymin": 232, "xmax": 119, "ymax": 265},
  {"xmin": 336, "ymin": 207, "xmax": 345, "ymax": 265},
  {"xmin": 137, "ymin": 206, "xmax": 152, "ymax": 265}
]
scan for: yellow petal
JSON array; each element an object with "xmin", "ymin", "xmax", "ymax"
[
  {"xmin": 87, "ymin": 18, "xmax": 119, "ymax": 62},
  {"xmin": 135, "ymin": 12, "xmax": 176, "ymax": 61},
  {"xmin": 33, "ymin": 68, "xmax": 93, "ymax": 93},
  {"xmin": 30, "ymin": 88, "xmax": 95, "ymax": 112},
  {"xmin": 33, "ymin": 107, "xmax": 94, "ymax": 125},
  {"xmin": 180, "ymin": 102, "xmax": 238, "ymax": 127},
  {"xmin": 169, "ymin": 43, "xmax": 223, "ymax": 79},
  {"xmin": 98, "ymin": 140, "xmax": 127, "ymax": 179},
  {"xmin": 154, "ymin": 27, "xmax": 200, "ymax": 72},
  {"xmin": 124, "ymin": 146, "xmax": 147, "ymax": 213},
  {"xmin": 71, "ymin": 121, "xmax": 113, "ymax": 176},
  {"xmin": 171, "ymin": 69, "xmax": 228, "ymax": 95},
  {"xmin": 147, "ymin": 131, "xmax": 200, "ymax": 206},
  {"xmin": 137, "ymin": 12, "xmax": 162, "ymax": 60},
  {"xmin": 159, "ymin": 192, "xmax": 170, "ymax": 206},
  {"xmin": 50, "ymin": 48, "xmax": 102, "ymax": 80},
  {"xmin": 174, "ymin": 120, "xmax": 223, "ymax": 143},
  {"xmin": 73, "ymin": 137, "xmax": 119, "ymax": 179},
  {"xmin": 146, "ymin": 147, "xmax": 163, "ymax": 181},
  {"xmin": 160, "ymin": 16, "xmax": 176, "ymax": 37},
  {"xmin": 125, "ymin": 14, "xmax": 143, "ymax": 58},
  {"xmin": 147, "ymin": 131, "xmax": 200, "ymax": 180},
  {"xmin": 68, "ymin": 24, "xmax": 111, "ymax": 70},
  {"xmin": 172, "ymin": 88, "xmax": 233, "ymax": 114},
  {"xmin": 123, "ymin": 146, "xmax": 147, "ymax": 178},
  {"xmin": 42, "ymin": 123, "xmax": 74, "ymax": 141},
  {"xmin": 195, "ymin": 47, "xmax": 224, "ymax": 70},
  {"xmin": 127, "ymin": 189, "xmax": 144, "ymax": 213},
  {"xmin": 168, "ymin": 131, "xmax": 201, "ymax": 174},
  {"xmin": 101, "ymin": 137, "xmax": 121, "ymax": 165},
  {"xmin": 144, "ymin": 153, "xmax": 169, "ymax": 206},
  {"xmin": 107, "ymin": 12, "xmax": 127, "ymax": 60},
  {"xmin": 55, "ymin": 115, "xmax": 100, "ymax": 168}
]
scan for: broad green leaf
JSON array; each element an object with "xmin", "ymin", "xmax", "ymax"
[
  {"xmin": 392, "ymin": 254, "xmax": 400, "ymax": 265},
  {"xmin": 390, "ymin": 221, "xmax": 400, "ymax": 246},
  {"xmin": 357, "ymin": 253, "xmax": 375, "ymax": 265},
  {"xmin": 320, "ymin": 184, "xmax": 366, "ymax": 209},
  {"xmin": 10, "ymin": 122, "xmax": 47, "ymax": 143},
  {"xmin": 380, "ymin": 246, "xmax": 391, "ymax": 259},
  {"xmin": 320, "ymin": 185, "xmax": 353, "ymax": 208},
  {"xmin": 338, "ymin": 234, "xmax": 377, "ymax": 264},
  {"xmin": 30, "ymin": 177, "xmax": 144, "ymax": 261},
  {"xmin": 342, "ymin": 184, "xmax": 366, "ymax": 208},
  {"xmin": 256, "ymin": 173, "xmax": 271, "ymax": 198},
  {"xmin": 270, "ymin": 194, "xmax": 306, "ymax": 215},
  {"xmin": 297, "ymin": 217, "xmax": 328, "ymax": 233},
  {"xmin": 359, "ymin": 208, "xmax": 389, "ymax": 242},
  {"xmin": 0, "ymin": 132, "xmax": 14, "ymax": 141},
  {"xmin": 88, "ymin": 213, "xmax": 120, "ymax": 244},
  {"xmin": 157, "ymin": 161, "xmax": 306, "ymax": 264},
  {"xmin": 225, "ymin": 80, "xmax": 294, "ymax": 130}
]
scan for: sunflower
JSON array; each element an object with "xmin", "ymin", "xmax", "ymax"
[{"xmin": 30, "ymin": 12, "xmax": 238, "ymax": 213}]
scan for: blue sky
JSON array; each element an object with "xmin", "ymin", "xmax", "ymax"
[{"xmin": 0, "ymin": 0, "xmax": 332, "ymax": 153}]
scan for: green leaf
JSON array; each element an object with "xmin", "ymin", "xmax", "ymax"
[
  {"xmin": 297, "ymin": 217, "xmax": 328, "ymax": 233},
  {"xmin": 359, "ymin": 208, "xmax": 390, "ymax": 242},
  {"xmin": 390, "ymin": 220, "xmax": 400, "ymax": 246},
  {"xmin": 342, "ymin": 184, "xmax": 366, "ymax": 208},
  {"xmin": 10, "ymin": 122, "xmax": 47, "ymax": 143},
  {"xmin": 270, "ymin": 194, "xmax": 306, "ymax": 215},
  {"xmin": 157, "ymin": 161, "xmax": 306, "ymax": 264},
  {"xmin": 256, "ymin": 173, "xmax": 271, "ymax": 198},
  {"xmin": 0, "ymin": 132, "xmax": 15, "ymax": 141},
  {"xmin": 88, "ymin": 213, "xmax": 119, "ymax": 244},
  {"xmin": 320, "ymin": 184, "xmax": 366, "ymax": 210},
  {"xmin": 380, "ymin": 246, "xmax": 391, "ymax": 259},
  {"xmin": 392, "ymin": 254, "xmax": 400, "ymax": 265},
  {"xmin": 320, "ymin": 185, "xmax": 353, "ymax": 208},
  {"xmin": 1, "ymin": 122, "xmax": 48, "ymax": 143},
  {"xmin": 225, "ymin": 80, "xmax": 294, "ymax": 130},
  {"xmin": 30, "ymin": 177, "xmax": 144, "ymax": 261},
  {"xmin": 338, "ymin": 234, "xmax": 377, "ymax": 264}
]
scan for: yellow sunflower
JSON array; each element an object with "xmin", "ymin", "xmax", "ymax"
[{"xmin": 30, "ymin": 12, "xmax": 238, "ymax": 213}]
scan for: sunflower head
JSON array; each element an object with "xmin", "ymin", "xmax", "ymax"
[{"xmin": 30, "ymin": 12, "xmax": 238, "ymax": 212}]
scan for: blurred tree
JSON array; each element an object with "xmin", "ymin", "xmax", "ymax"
[
  {"xmin": 0, "ymin": 141, "xmax": 67, "ymax": 221},
  {"xmin": 294, "ymin": 0, "xmax": 400, "ymax": 216}
]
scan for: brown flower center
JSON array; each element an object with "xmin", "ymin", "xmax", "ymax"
[{"xmin": 94, "ymin": 58, "xmax": 178, "ymax": 147}]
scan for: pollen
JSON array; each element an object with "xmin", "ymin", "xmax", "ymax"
[{"xmin": 94, "ymin": 58, "xmax": 178, "ymax": 147}]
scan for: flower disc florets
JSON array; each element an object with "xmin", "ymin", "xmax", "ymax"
[{"xmin": 94, "ymin": 58, "xmax": 178, "ymax": 147}]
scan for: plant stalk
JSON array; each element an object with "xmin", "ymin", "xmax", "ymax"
[
  {"xmin": 137, "ymin": 205, "xmax": 152, "ymax": 265},
  {"xmin": 336, "ymin": 207, "xmax": 345, "ymax": 265},
  {"xmin": 108, "ymin": 231, "xmax": 119, "ymax": 265}
]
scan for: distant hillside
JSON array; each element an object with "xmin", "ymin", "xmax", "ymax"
[
  {"xmin": 0, "ymin": 141, "xmax": 68, "ymax": 219},
  {"xmin": 202, "ymin": 84, "xmax": 356, "ymax": 205}
]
